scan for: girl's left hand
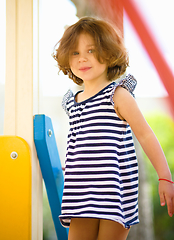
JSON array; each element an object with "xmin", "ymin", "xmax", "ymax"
[{"xmin": 158, "ymin": 180, "xmax": 174, "ymax": 217}]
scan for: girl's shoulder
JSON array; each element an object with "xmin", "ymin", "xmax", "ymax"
[
  {"xmin": 112, "ymin": 74, "xmax": 138, "ymax": 121},
  {"xmin": 110, "ymin": 74, "xmax": 137, "ymax": 106}
]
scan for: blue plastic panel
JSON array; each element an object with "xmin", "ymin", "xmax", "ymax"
[{"xmin": 34, "ymin": 114, "xmax": 68, "ymax": 240}]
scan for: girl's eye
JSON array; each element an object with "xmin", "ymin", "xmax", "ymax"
[
  {"xmin": 88, "ymin": 49, "xmax": 95, "ymax": 53},
  {"xmin": 72, "ymin": 51, "xmax": 79, "ymax": 56}
]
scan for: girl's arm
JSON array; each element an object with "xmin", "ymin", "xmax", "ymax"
[{"xmin": 114, "ymin": 86, "xmax": 174, "ymax": 217}]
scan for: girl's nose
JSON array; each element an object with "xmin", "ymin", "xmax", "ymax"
[{"xmin": 78, "ymin": 53, "xmax": 87, "ymax": 62}]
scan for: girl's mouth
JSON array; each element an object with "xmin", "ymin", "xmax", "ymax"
[{"xmin": 79, "ymin": 67, "xmax": 91, "ymax": 72}]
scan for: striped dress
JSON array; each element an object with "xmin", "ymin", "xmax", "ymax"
[{"xmin": 60, "ymin": 74, "xmax": 139, "ymax": 229}]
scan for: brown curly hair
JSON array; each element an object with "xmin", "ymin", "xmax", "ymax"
[{"xmin": 52, "ymin": 16, "xmax": 129, "ymax": 85}]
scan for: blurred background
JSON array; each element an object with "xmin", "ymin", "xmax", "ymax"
[{"xmin": 0, "ymin": 0, "xmax": 174, "ymax": 239}]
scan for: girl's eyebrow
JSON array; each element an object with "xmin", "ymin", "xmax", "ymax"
[
  {"xmin": 71, "ymin": 44, "xmax": 95, "ymax": 49},
  {"xmin": 86, "ymin": 44, "xmax": 95, "ymax": 47}
]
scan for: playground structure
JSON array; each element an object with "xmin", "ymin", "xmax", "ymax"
[
  {"xmin": 0, "ymin": 0, "xmax": 174, "ymax": 240},
  {"xmin": 34, "ymin": 114, "xmax": 68, "ymax": 240}
]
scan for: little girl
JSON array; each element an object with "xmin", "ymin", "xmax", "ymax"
[{"xmin": 53, "ymin": 17, "xmax": 174, "ymax": 240}]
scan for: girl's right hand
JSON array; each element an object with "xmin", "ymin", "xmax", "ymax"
[{"xmin": 158, "ymin": 180, "xmax": 174, "ymax": 217}]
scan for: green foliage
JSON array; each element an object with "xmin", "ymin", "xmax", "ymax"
[{"xmin": 144, "ymin": 112, "xmax": 174, "ymax": 240}]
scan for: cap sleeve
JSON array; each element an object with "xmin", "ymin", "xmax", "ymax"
[
  {"xmin": 61, "ymin": 89, "xmax": 74, "ymax": 116},
  {"xmin": 119, "ymin": 74, "xmax": 137, "ymax": 97},
  {"xmin": 110, "ymin": 74, "xmax": 137, "ymax": 106}
]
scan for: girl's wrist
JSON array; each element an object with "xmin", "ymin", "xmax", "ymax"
[
  {"xmin": 158, "ymin": 170, "xmax": 172, "ymax": 182},
  {"xmin": 158, "ymin": 178, "xmax": 174, "ymax": 184}
]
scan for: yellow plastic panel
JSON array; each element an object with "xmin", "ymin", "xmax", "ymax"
[{"xmin": 0, "ymin": 136, "xmax": 31, "ymax": 240}]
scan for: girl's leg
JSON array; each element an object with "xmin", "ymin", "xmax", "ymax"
[
  {"xmin": 68, "ymin": 217, "xmax": 99, "ymax": 240},
  {"xmin": 97, "ymin": 219, "xmax": 130, "ymax": 240}
]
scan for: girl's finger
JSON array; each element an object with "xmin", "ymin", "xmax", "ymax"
[
  {"xmin": 159, "ymin": 192, "xmax": 166, "ymax": 207},
  {"xmin": 166, "ymin": 197, "xmax": 173, "ymax": 217}
]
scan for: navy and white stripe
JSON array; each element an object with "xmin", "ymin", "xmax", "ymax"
[{"xmin": 60, "ymin": 74, "xmax": 139, "ymax": 229}]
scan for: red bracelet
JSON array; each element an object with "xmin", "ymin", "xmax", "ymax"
[{"xmin": 158, "ymin": 178, "xmax": 174, "ymax": 184}]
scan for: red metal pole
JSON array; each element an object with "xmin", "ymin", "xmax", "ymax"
[{"xmin": 121, "ymin": 0, "xmax": 174, "ymax": 110}]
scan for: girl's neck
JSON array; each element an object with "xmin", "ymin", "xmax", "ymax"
[{"xmin": 77, "ymin": 79, "xmax": 111, "ymax": 103}]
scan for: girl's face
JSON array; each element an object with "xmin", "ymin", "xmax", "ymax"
[{"xmin": 69, "ymin": 33, "xmax": 108, "ymax": 84}]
